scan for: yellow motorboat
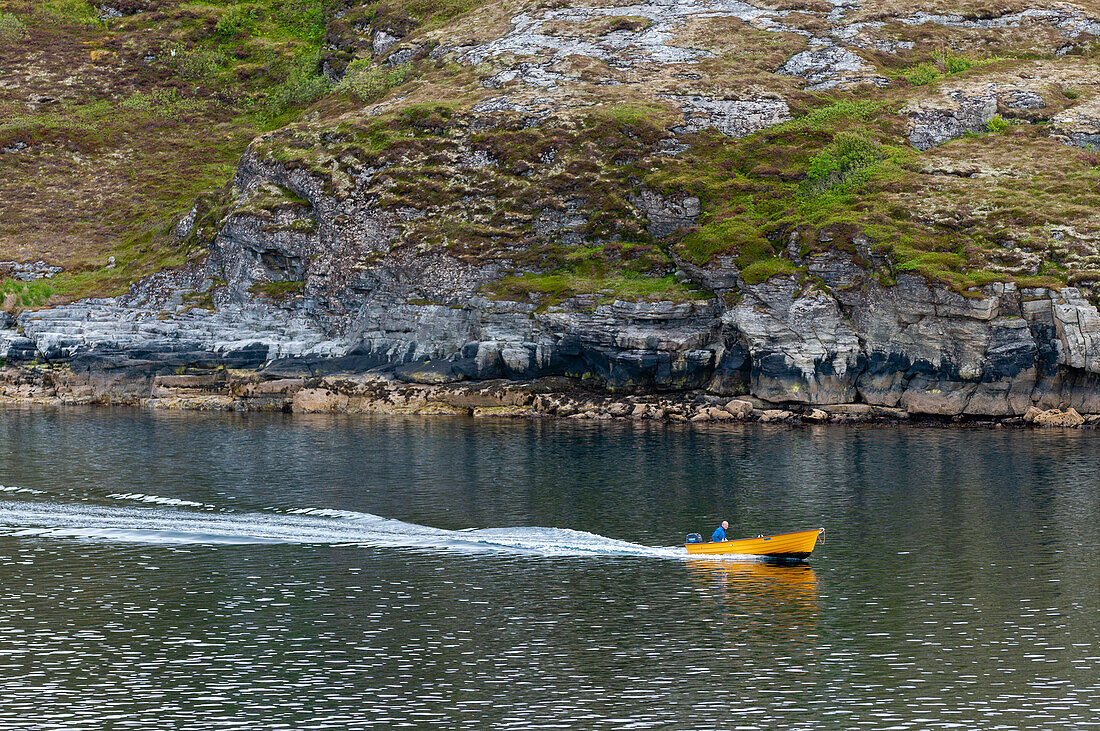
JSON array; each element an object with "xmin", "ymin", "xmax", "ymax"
[{"xmin": 685, "ymin": 528, "xmax": 824, "ymax": 560}]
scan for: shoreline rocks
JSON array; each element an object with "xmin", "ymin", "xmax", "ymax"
[
  {"xmin": 1023, "ymin": 405, "xmax": 1086, "ymax": 427},
  {"xmin": 1, "ymin": 367, "xmax": 1097, "ymax": 428}
]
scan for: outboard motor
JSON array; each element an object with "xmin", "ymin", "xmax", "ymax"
[{"xmin": 685, "ymin": 533, "xmax": 703, "ymax": 544}]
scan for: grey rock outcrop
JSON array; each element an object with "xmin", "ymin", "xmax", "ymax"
[
  {"xmin": 630, "ymin": 189, "xmax": 701, "ymax": 237},
  {"xmin": 11, "ymin": 238, "xmax": 1100, "ymax": 418},
  {"xmin": 667, "ymin": 96, "xmax": 791, "ymax": 138},
  {"xmin": 777, "ymin": 46, "xmax": 877, "ymax": 90},
  {"xmin": 907, "ymin": 91, "xmax": 997, "ymax": 150},
  {"xmin": 461, "ymin": 0, "xmax": 776, "ymax": 73},
  {"xmin": 727, "ymin": 277, "xmax": 860, "ymax": 404},
  {"xmin": 900, "ymin": 8, "xmax": 1100, "ymax": 40},
  {"xmin": 1000, "ymin": 89, "xmax": 1046, "ymax": 111},
  {"xmin": 1049, "ymin": 97, "xmax": 1100, "ymax": 148}
]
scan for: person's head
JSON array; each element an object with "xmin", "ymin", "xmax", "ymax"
[{"xmin": 721, "ymin": 520, "xmax": 729, "ymax": 530}]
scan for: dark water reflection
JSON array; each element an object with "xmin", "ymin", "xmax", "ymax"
[{"xmin": 0, "ymin": 407, "xmax": 1097, "ymax": 729}]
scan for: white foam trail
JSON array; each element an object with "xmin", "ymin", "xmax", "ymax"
[
  {"xmin": 0, "ymin": 499, "xmax": 687, "ymax": 557},
  {"xmin": 284, "ymin": 507, "xmax": 371, "ymax": 518},
  {"xmin": 107, "ymin": 493, "xmax": 215, "ymax": 509},
  {"xmin": 0, "ymin": 485, "xmax": 46, "ymax": 495}
]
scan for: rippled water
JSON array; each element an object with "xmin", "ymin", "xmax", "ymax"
[{"xmin": 0, "ymin": 407, "xmax": 1098, "ymax": 729}]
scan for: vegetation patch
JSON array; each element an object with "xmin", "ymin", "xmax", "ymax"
[
  {"xmin": 32, "ymin": 0, "xmax": 100, "ymax": 25},
  {"xmin": 806, "ymin": 132, "xmax": 886, "ymax": 189},
  {"xmin": 647, "ymin": 86, "xmax": 1099, "ymax": 292},
  {"xmin": 488, "ymin": 272, "xmax": 710, "ymax": 308},
  {"xmin": 119, "ymin": 89, "xmax": 209, "ymax": 120},
  {"xmin": 0, "ymin": 11, "xmax": 25, "ymax": 38},
  {"xmin": 1, "ymin": 279, "xmax": 55, "ymax": 309},
  {"xmin": 542, "ymin": 15, "xmax": 652, "ymax": 38},
  {"xmin": 898, "ymin": 50, "xmax": 1001, "ymax": 87},
  {"xmin": 901, "ymin": 62, "xmax": 940, "ymax": 86},
  {"xmin": 1, "ymin": 0, "xmax": 1098, "ymax": 312},
  {"xmin": 215, "ymin": 4, "xmax": 262, "ymax": 38},
  {"xmin": 336, "ymin": 62, "xmax": 413, "ymax": 103},
  {"xmin": 376, "ymin": 0, "xmax": 490, "ymax": 32},
  {"xmin": 740, "ymin": 258, "xmax": 801, "ymax": 285},
  {"xmin": 0, "ymin": 0, "xmax": 364, "ymax": 303},
  {"xmin": 249, "ymin": 280, "xmax": 306, "ymax": 299},
  {"xmin": 985, "ymin": 114, "xmax": 1009, "ymax": 133}
]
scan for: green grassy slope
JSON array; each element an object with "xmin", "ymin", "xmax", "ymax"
[{"xmin": 2, "ymin": 0, "xmax": 1100, "ymax": 311}]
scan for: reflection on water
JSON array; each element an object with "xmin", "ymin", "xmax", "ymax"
[
  {"xmin": 688, "ymin": 559, "xmax": 818, "ymax": 609},
  {"xmin": 688, "ymin": 559, "xmax": 819, "ymax": 660},
  {"xmin": 0, "ymin": 407, "xmax": 1097, "ymax": 729}
]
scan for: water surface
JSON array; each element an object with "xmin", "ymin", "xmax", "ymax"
[{"xmin": 0, "ymin": 408, "xmax": 1097, "ymax": 729}]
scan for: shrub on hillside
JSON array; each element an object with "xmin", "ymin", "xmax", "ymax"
[
  {"xmin": 336, "ymin": 61, "xmax": 412, "ymax": 103},
  {"xmin": 216, "ymin": 4, "xmax": 261, "ymax": 38},
  {"xmin": 0, "ymin": 12, "xmax": 26, "ymax": 38},
  {"xmin": 806, "ymin": 132, "xmax": 885, "ymax": 189},
  {"xmin": 264, "ymin": 50, "xmax": 333, "ymax": 117},
  {"xmin": 901, "ymin": 62, "xmax": 938, "ymax": 86},
  {"xmin": 986, "ymin": 114, "xmax": 1009, "ymax": 133}
]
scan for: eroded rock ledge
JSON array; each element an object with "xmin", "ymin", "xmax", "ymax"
[
  {"xmin": 0, "ymin": 369, "xmax": 1096, "ymax": 429},
  {"xmin": 4, "ymin": 247, "xmax": 1100, "ymax": 426}
]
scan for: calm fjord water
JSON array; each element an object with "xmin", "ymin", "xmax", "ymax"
[{"xmin": 0, "ymin": 407, "xmax": 1098, "ymax": 729}]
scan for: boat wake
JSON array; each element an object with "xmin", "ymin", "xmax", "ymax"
[{"xmin": 0, "ymin": 491, "xmax": 687, "ymax": 558}]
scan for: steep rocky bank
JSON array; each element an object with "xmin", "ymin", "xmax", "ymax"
[
  {"xmin": 3, "ymin": 0, "xmax": 1100, "ymax": 425},
  {"xmin": 7, "ymin": 253, "xmax": 1100, "ymax": 423}
]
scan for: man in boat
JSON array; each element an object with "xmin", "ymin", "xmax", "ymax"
[{"xmin": 711, "ymin": 520, "xmax": 729, "ymax": 543}]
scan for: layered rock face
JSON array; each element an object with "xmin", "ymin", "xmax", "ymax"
[
  {"xmin": 7, "ymin": 240, "xmax": 1100, "ymax": 417},
  {"xmin": 3, "ymin": 0, "xmax": 1100, "ymax": 419}
]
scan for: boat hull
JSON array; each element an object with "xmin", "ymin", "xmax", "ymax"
[{"xmin": 685, "ymin": 528, "xmax": 823, "ymax": 559}]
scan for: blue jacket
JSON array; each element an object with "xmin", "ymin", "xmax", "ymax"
[{"xmin": 711, "ymin": 525, "xmax": 727, "ymax": 542}]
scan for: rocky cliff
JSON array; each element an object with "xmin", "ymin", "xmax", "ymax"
[{"xmin": 3, "ymin": 0, "xmax": 1100, "ymax": 420}]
